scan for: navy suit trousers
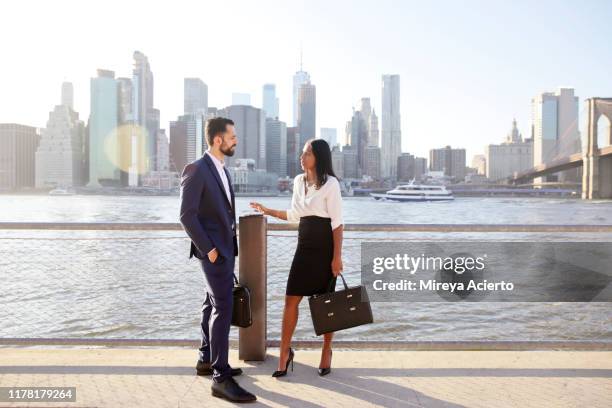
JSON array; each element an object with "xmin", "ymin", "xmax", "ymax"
[{"xmin": 198, "ymin": 253, "xmax": 235, "ymax": 382}]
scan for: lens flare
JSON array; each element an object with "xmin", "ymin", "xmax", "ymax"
[{"xmin": 103, "ymin": 124, "xmax": 150, "ymax": 175}]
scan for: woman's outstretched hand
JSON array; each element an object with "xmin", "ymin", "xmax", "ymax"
[
  {"xmin": 331, "ymin": 256, "xmax": 343, "ymax": 277},
  {"xmin": 249, "ymin": 202, "xmax": 268, "ymax": 215}
]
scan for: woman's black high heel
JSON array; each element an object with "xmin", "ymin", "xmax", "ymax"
[
  {"xmin": 318, "ymin": 349, "xmax": 332, "ymax": 376},
  {"xmin": 272, "ymin": 347, "xmax": 294, "ymax": 378}
]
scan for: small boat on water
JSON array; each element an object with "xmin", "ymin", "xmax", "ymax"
[
  {"xmin": 48, "ymin": 187, "xmax": 76, "ymax": 196},
  {"xmin": 370, "ymin": 181, "xmax": 454, "ymax": 201}
]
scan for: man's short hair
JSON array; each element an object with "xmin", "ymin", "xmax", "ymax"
[{"xmin": 206, "ymin": 117, "xmax": 234, "ymax": 146}]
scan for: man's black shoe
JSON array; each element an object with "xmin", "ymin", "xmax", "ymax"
[
  {"xmin": 196, "ymin": 360, "xmax": 243, "ymax": 377},
  {"xmin": 211, "ymin": 376, "xmax": 256, "ymax": 403}
]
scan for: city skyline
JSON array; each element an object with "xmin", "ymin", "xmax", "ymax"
[
  {"xmin": 3, "ymin": 69, "xmax": 600, "ymax": 184},
  {"xmin": 1, "ymin": 0, "xmax": 612, "ymax": 161}
]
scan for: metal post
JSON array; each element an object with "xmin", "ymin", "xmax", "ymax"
[{"xmin": 238, "ymin": 213, "xmax": 267, "ymax": 361}]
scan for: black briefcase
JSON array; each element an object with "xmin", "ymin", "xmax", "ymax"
[
  {"xmin": 231, "ymin": 274, "xmax": 252, "ymax": 328},
  {"xmin": 308, "ymin": 274, "xmax": 373, "ymax": 336}
]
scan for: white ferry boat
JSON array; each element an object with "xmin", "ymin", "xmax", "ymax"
[
  {"xmin": 48, "ymin": 187, "xmax": 75, "ymax": 196},
  {"xmin": 370, "ymin": 182, "xmax": 454, "ymax": 201}
]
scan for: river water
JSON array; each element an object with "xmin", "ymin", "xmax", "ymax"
[{"xmin": 1, "ymin": 194, "xmax": 611, "ymax": 342}]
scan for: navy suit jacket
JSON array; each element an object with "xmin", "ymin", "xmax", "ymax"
[{"xmin": 179, "ymin": 153, "xmax": 238, "ymax": 262}]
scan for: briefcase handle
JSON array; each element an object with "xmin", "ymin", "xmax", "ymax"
[{"xmin": 326, "ymin": 273, "xmax": 349, "ymax": 293}]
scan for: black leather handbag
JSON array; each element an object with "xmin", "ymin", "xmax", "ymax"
[
  {"xmin": 231, "ymin": 274, "xmax": 252, "ymax": 328},
  {"xmin": 308, "ymin": 274, "xmax": 373, "ymax": 336}
]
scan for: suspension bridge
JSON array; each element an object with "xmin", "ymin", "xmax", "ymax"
[{"xmin": 511, "ymin": 97, "xmax": 612, "ymax": 199}]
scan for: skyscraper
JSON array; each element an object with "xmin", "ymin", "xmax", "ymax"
[
  {"xmin": 132, "ymin": 51, "xmax": 154, "ymax": 125},
  {"xmin": 0, "ymin": 124, "xmax": 39, "ymax": 190},
  {"xmin": 532, "ymin": 93, "xmax": 558, "ymax": 168},
  {"xmin": 265, "ymin": 117, "xmax": 287, "ymax": 177},
  {"xmin": 381, "ymin": 74, "xmax": 401, "ymax": 179},
  {"xmin": 116, "ymin": 78, "xmax": 133, "ymax": 123},
  {"xmin": 286, "ymin": 126, "xmax": 300, "ymax": 178},
  {"xmin": 506, "ymin": 118, "xmax": 521, "ymax": 143},
  {"xmin": 486, "ymin": 119, "xmax": 533, "ymax": 181},
  {"xmin": 369, "ymin": 109, "xmax": 379, "ymax": 147},
  {"xmin": 35, "ymin": 83, "xmax": 86, "ymax": 188},
  {"xmin": 531, "ymin": 87, "xmax": 579, "ymax": 184},
  {"xmin": 184, "ymin": 78, "xmax": 208, "ymax": 115},
  {"xmin": 429, "ymin": 145, "xmax": 466, "ymax": 182},
  {"xmin": 218, "ymin": 105, "xmax": 266, "ymax": 169},
  {"xmin": 342, "ymin": 144, "xmax": 358, "ymax": 179},
  {"xmin": 132, "ymin": 51, "xmax": 157, "ymax": 182},
  {"xmin": 365, "ymin": 146, "xmax": 382, "ymax": 179},
  {"xmin": 359, "ymin": 97, "xmax": 372, "ymax": 138},
  {"xmin": 331, "ymin": 145, "xmax": 344, "ymax": 179},
  {"xmin": 262, "ymin": 84, "xmax": 279, "ymax": 119},
  {"xmin": 170, "ymin": 79, "xmax": 208, "ymax": 172},
  {"xmin": 398, "ymin": 153, "xmax": 427, "ymax": 182},
  {"xmin": 415, "ymin": 157, "xmax": 427, "ymax": 181},
  {"xmin": 116, "ymin": 77, "xmax": 133, "ymax": 186},
  {"xmin": 292, "ymin": 61, "xmax": 311, "ymax": 126},
  {"xmin": 348, "ymin": 108, "xmax": 369, "ymax": 177},
  {"xmin": 156, "ymin": 129, "xmax": 169, "ymax": 171},
  {"xmin": 397, "ymin": 153, "xmax": 414, "ymax": 182},
  {"xmin": 169, "ymin": 119, "xmax": 188, "ymax": 173},
  {"xmin": 88, "ymin": 69, "xmax": 119, "ymax": 187},
  {"xmin": 297, "ymin": 81, "xmax": 316, "ymax": 147},
  {"xmin": 169, "ymin": 113, "xmax": 205, "ymax": 173},
  {"xmin": 146, "ymin": 108, "xmax": 160, "ymax": 169}
]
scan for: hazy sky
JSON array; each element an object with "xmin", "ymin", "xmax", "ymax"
[{"xmin": 2, "ymin": 0, "xmax": 611, "ymax": 160}]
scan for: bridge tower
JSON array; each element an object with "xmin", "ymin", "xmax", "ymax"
[{"xmin": 582, "ymin": 98, "xmax": 612, "ymax": 199}]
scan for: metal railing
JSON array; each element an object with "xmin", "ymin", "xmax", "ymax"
[
  {"xmin": 2, "ymin": 222, "xmax": 612, "ymax": 232},
  {"xmin": 1, "ymin": 219, "xmax": 611, "ymax": 355}
]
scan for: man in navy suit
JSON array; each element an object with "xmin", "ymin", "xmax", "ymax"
[{"xmin": 179, "ymin": 117, "xmax": 256, "ymax": 403}]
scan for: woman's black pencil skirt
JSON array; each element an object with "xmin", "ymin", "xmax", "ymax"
[{"xmin": 286, "ymin": 215, "xmax": 337, "ymax": 296}]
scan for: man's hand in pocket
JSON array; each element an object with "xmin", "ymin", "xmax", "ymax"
[{"xmin": 207, "ymin": 248, "xmax": 219, "ymax": 263}]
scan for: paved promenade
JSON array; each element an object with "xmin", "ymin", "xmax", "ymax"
[{"xmin": 0, "ymin": 347, "xmax": 610, "ymax": 407}]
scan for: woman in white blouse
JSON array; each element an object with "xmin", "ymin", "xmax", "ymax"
[{"xmin": 250, "ymin": 139, "xmax": 344, "ymax": 378}]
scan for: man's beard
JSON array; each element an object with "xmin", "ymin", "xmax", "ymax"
[{"xmin": 220, "ymin": 144, "xmax": 235, "ymax": 157}]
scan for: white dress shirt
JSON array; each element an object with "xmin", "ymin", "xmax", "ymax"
[
  {"xmin": 205, "ymin": 150, "xmax": 234, "ymax": 258},
  {"xmin": 205, "ymin": 150, "xmax": 232, "ymax": 208},
  {"xmin": 286, "ymin": 174, "xmax": 344, "ymax": 230}
]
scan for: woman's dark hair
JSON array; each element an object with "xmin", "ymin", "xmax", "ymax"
[{"xmin": 307, "ymin": 138, "xmax": 337, "ymax": 189}]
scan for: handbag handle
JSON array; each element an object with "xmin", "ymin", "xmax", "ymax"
[
  {"xmin": 326, "ymin": 273, "xmax": 349, "ymax": 293},
  {"xmin": 233, "ymin": 273, "xmax": 239, "ymax": 285}
]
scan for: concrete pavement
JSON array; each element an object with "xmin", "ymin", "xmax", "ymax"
[{"xmin": 0, "ymin": 347, "xmax": 611, "ymax": 407}]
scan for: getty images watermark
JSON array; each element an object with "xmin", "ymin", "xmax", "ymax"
[{"xmin": 360, "ymin": 242, "xmax": 612, "ymax": 302}]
